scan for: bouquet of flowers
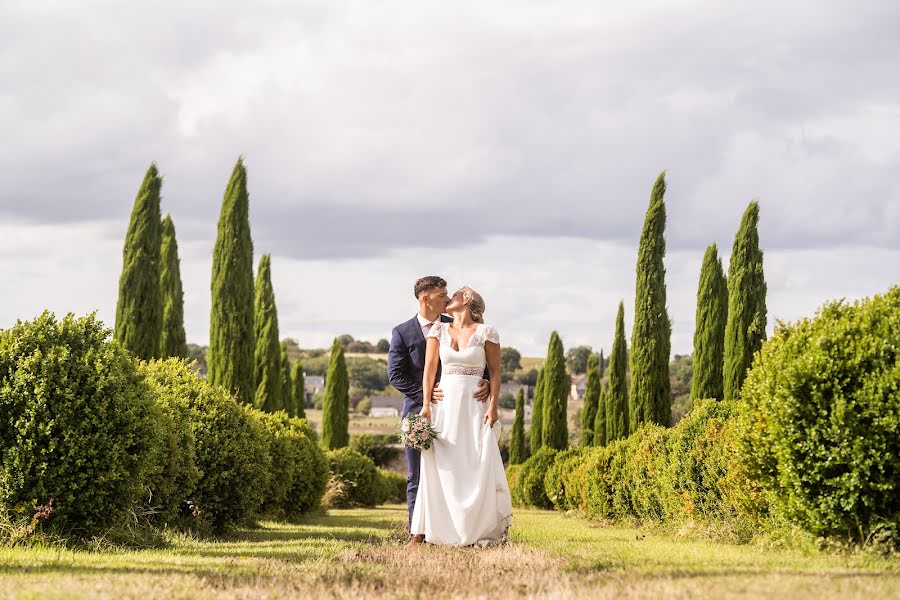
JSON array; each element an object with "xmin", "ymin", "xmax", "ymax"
[{"xmin": 398, "ymin": 413, "xmax": 440, "ymax": 451}]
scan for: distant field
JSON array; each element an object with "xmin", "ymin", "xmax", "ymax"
[{"xmin": 518, "ymin": 356, "xmax": 544, "ymax": 372}]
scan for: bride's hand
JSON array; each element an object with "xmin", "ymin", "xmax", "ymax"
[
  {"xmin": 482, "ymin": 405, "xmax": 499, "ymax": 427},
  {"xmin": 420, "ymin": 404, "xmax": 432, "ymax": 422}
]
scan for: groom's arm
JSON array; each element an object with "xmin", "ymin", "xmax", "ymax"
[{"xmin": 388, "ymin": 327, "xmax": 422, "ymax": 402}]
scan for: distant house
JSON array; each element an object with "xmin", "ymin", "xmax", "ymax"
[
  {"xmin": 369, "ymin": 395, "xmax": 403, "ymax": 418},
  {"xmin": 570, "ymin": 374, "xmax": 587, "ymax": 402},
  {"xmin": 500, "ymin": 382, "xmax": 531, "ymax": 399}
]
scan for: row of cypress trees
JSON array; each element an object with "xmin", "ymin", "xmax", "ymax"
[
  {"xmin": 509, "ymin": 174, "xmax": 767, "ymax": 461},
  {"xmin": 114, "ymin": 164, "xmax": 186, "ymax": 361},
  {"xmin": 114, "ymin": 160, "xmax": 317, "ymax": 424}
]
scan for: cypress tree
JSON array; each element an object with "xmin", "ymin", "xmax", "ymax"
[
  {"xmin": 322, "ymin": 338, "xmax": 350, "ymax": 449},
  {"xmin": 607, "ymin": 302, "xmax": 629, "ymax": 441},
  {"xmin": 692, "ymin": 243, "xmax": 728, "ymax": 400},
  {"xmin": 159, "ymin": 214, "xmax": 188, "ymax": 358},
  {"xmin": 253, "ymin": 254, "xmax": 282, "ymax": 412},
  {"xmin": 542, "ymin": 331, "xmax": 569, "ymax": 450},
  {"xmin": 594, "ymin": 382, "xmax": 608, "ymax": 446},
  {"xmin": 630, "ymin": 172, "xmax": 671, "ymax": 431},
  {"xmin": 115, "ymin": 163, "xmax": 163, "ymax": 360},
  {"xmin": 723, "ymin": 201, "xmax": 768, "ymax": 401},
  {"xmin": 291, "ymin": 360, "xmax": 306, "ymax": 420},
  {"xmin": 209, "ymin": 158, "xmax": 255, "ymax": 403},
  {"xmin": 509, "ymin": 388, "xmax": 527, "ymax": 464},
  {"xmin": 280, "ymin": 341, "xmax": 293, "ymax": 416},
  {"xmin": 598, "ymin": 348, "xmax": 605, "ymax": 379},
  {"xmin": 581, "ymin": 353, "xmax": 601, "ymax": 446},
  {"xmin": 529, "ymin": 367, "xmax": 545, "ymax": 454}
]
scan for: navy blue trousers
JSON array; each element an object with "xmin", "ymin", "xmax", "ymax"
[{"xmin": 402, "ymin": 397, "xmax": 421, "ymax": 532}]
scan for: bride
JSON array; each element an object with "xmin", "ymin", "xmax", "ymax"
[{"xmin": 409, "ymin": 286, "xmax": 513, "ymax": 546}]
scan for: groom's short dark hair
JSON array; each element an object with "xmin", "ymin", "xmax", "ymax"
[{"xmin": 415, "ymin": 276, "xmax": 447, "ymax": 299}]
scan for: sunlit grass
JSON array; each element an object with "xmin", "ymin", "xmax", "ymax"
[{"xmin": 1, "ymin": 505, "xmax": 897, "ymax": 599}]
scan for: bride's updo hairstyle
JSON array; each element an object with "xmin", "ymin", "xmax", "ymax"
[{"xmin": 460, "ymin": 286, "xmax": 485, "ymax": 323}]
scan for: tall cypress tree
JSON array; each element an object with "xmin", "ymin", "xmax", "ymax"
[
  {"xmin": 581, "ymin": 353, "xmax": 601, "ymax": 446},
  {"xmin": 291, "ymin": 360, "xmax": 306, "ymax": 420},
  {"xmin": 509, "ymin": 388, "xmax": 527, "ymax": 464},
  {"xmin": 280, "ymin": 341, "xmax": 293, "ymax": 416},
  {"xmin": 542, "ymin": 331, "xmax": 569, "ymax": 450},
  {"xmin": 607, "ymin": 302, "xmax": 629, "ymax": 441},
  {"xmin": 209, "ymin": 158, "xmax": 255, "ymax": 403},
  {"xmin": 159, "ymin": 214, "xmax": 188, "ymax": 358},
  {"xmin": 692, "ymin": 243, "xmax": 728, "ymax": 400},
  {"xmin": 630, "ymin": 172, "xmax": 671, "ymax": 431},
  {"xmin": 322, "ymin": 338, "xmax": 350, "ymax": 449},
  {"xmin": 529, "ymin": 366, "xmax": 545, "ymax": 454},
  {"xmin": 253, "ymin": 254, "xmax": 282, "ymax": 412},
  {"xmin": 723, "ymin": 201, "xmax": 768, "ymax": 401},
  {"xmin": 115, "ymin": 163, "xmax": 163, "ymax": 360},
  {"xmin": 593, "ymin": 382, "xmax": 608, "ymax": 446},
  {"xmin": 598, "ymin": 348, "xmax": 605, "ymax": 379}
]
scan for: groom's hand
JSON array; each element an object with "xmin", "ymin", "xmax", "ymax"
[
  {"xmin": 473, "ymin": 379, "xmax": 489, "ymax": 403},
  {"xmin": 432, "ymin": 382, "xmax": 444, "ymax": 402}
]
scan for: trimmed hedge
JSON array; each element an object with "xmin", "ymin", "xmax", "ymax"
[
  {"xmin": 736, "ymin": 288, "xmax": 900, "ymax": 544},
  {"xmin": 515, "ymin": 447, "xmax": 558, "ymax": 509},
  {"xmin": 376, "ymin": 469, "xmax": 407, "ymax": 504},
  {"xmin": 325, "ymin": 448, "xmax": 381, "ymax": 508},
  {"xmin": 349, "ymin": 433, "xmax": 401, "ymax": 467},
  {"xmin": 142, "ymin": 359, "xmax": 270, "ymax": 533},
  {"xmin": 252, "ymin": 411, "xmax": 328, "ymax": 518},
  {"xmin": 0, "ymin": 313, "xmax": 159, "ymax": 538}
]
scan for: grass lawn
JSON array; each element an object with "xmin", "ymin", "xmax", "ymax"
[{"xmin": 1, "ymin": 505, "xmax": 896, "ymax": 599}]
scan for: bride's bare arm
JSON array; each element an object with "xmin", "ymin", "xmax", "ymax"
[
  {"xmin": 483, "ymin": 340, "xmax": 501, "ymax": 425},
  {"xmin": 421, "ymin": 337, "xmax": 440, "ymax": 418}
]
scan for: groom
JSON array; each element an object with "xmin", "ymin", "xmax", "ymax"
[{"xmin": 388, "ymin": 275, "xmax": 489, "ymax": 543}]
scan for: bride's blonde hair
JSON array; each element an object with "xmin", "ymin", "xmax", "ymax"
[{"xmin": 460, "ymin": 286, "xmax": 485, "ymax": 323}]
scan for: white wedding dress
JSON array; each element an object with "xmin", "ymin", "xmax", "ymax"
[{"xmin": 409, "ymin": 322, "xmax": 513, "ymax": 546}]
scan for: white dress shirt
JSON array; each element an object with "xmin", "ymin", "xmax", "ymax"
[{"xmin": 417, "ymin": 313, "xmax": 438, "ymax": 338}]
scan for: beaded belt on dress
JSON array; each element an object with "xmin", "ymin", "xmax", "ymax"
[{"xmin": 445, "ymin": 366, "xmax": 483, "ymax": 376}]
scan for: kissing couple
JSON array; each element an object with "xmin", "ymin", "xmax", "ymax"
[{"xmin": 388, "ymin": 276, "xmax": 513, "ymax": 546}]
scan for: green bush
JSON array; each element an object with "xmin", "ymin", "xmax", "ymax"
[
  {"xmin": 356, "ymin": 398, "xmax": 372, "ymax": 415},
  {"xmin": 349, "ymin": 433, "xmax": 401, "ymax": 467},
  {"xmin": 142, "ymin": 359, "xmax": 270, "ymax": 533},
  {"xmin": 250, "ymin": 411, "xmax": 329, "ymax": 519},
  {"xmin": 544, "ymin": 447, "xmax": 589, "ymax": 511},
  {"xmin": 0, "ymin": 312, "xmax": 159, "ymax": 538},
  {"xmin": 375, "ymin": 469, "xmax": 407, "ymax": 504},
  {"xmin": 325, "ymin": 448, "xmax": 381, "ymax": 508},
  {"xmin": 736, "ymin": 288, "xmax": 900, "ymax": 544},
  {"xmin": 506, "ymin": 465, "xmax": 524, "ymax": 507},
  {"xmin": 517, "ymin": 447, "xmax": 558, "ymax": 509},
  {"xmin": 140, "ymin": 360, "xmax": 202, "ymax": 524},
  {"xmin": 283, "ymin": 418, "xmax": 329, "ymax": 516}
]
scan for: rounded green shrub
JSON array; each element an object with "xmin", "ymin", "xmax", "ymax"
[
  {"xmin": 518, "ymin": 447, "xmax": 558, "ymax": 509},
  {"xmin": 349, "ymin": 433, "xmax": 401, "ymax": 467},
  {"xmin": 375, "ymin": 469, "xmax": 407, "ymax": 504},
  {"xmin": 141, "ymin": 359, "xmax": 270, "ymax": 533},
  {"xmin": 0, "ymin": 312, "xmax": 159, "ymax": 538},
  {"xmin": 623, "ymin": 423, "xmax": 670, "ymax": 521},
  {"xmin": 544, "ymin": 447, "xmax": 589, "ymax": 511},
  {"xmin": 506, "ymin": 465, "xmax": 524, "ymax": 507},
  {"xmin": 283, "ymin": 417, "xmax": 329, "ymax": 516},
  {"xmin": 736, "ymin": 288, "xmax": 900, "ymax": 544},
  {"xmin": 140, "ymin": 360, "xmax": 202, "ymax": 524},
  {"xmin": 250, "ymin": 411, "xmax": 328, "ymax": 518},
  {"xmin": 325, "ymin": 448, "xmax": 380, "ymax": 508}
]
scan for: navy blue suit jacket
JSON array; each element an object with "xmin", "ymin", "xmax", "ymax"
[{"xmin": 388, "ymin": 315, "xmax": 489, "ymax": 414}]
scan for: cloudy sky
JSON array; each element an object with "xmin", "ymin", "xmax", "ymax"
[{"xmin": 1, "ymin": 0, "xmax": 898, "ymax": 356}]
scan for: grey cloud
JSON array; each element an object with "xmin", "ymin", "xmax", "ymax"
[{"xmin": 1, "ymin": 0, "xmax": 899, "ymax": 260}]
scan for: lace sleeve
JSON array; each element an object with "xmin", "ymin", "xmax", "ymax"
[
  {"xmin": 425, "ymin": 322, "xmax": 443, "ymax": 340},
  {"xmin": 482, "ymin": 324, "xmax": 499, "ymax": 345}
]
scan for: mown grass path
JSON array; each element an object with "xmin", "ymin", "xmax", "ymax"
[{"xmin": 1, "ymin": 505, "xmax": 897, "ymax": 599}]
